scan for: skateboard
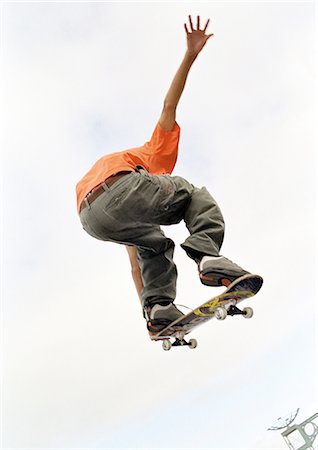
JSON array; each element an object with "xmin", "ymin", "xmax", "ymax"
[{"xmin": 149, "ymin": 274, "xmax": 263, "ymax": 351}]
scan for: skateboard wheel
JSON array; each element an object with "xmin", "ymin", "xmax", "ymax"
[
  {"xmin": 215, "ymin": 306, "xmax": 227, "ymax": 320},
  {"xmin": 243, "ymin": 307, "xmax": 254, "ymax": 319},
  {"xmin": 189, "ymin": 339, "xmax": 197, "ymax": 349},
  {"xmin": 162, "ymin": 340, "xmax": 172, "ymax": 351}
]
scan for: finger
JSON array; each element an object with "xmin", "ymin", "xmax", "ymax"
[
  {"xmin": 203, "ymin": 18, "xmax": 210, "ymax": 33},
  {"xmin": 188, "ymin": 15, "xmax": 194, "ymax": 31},
  {"xmin": 206, "ymin": 33, "xmax": 214, "ymax": 41},
  {"xmin": 197, "ymin": 15, "xmax": 200, "ymax": 30},
  {"xmin": 184, "ymin": 23, "xmax": 189, "ymax": 34}
]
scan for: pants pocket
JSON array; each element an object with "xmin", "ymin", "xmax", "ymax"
[{"xmin": 158, "ymin": 175, "xmax": 176, "ymax": 211}]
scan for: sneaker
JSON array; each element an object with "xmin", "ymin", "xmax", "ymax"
[
  {"xmin": 144, "ymin": 303, "xmax": 184, "ymax": 333},
  {"xmin": 198, "ymin": 255, "xmax": 249, "ymax": 287}
]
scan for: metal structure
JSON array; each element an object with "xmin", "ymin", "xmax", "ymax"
[
  {"xmin": 269, "ymin": 410, "xmax": 318, "ymax": 450},
  {"xmin": 268, "ymin": 409, "xmax": 300, "ymax": 431}
]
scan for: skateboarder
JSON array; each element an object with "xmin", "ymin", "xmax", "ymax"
[{"xmin": 77, "ymin": 16, "xmax": 251, "ymax": 333}]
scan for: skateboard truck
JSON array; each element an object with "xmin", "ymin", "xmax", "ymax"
[
  {"xmin": 228, "ymin": 304, "xmax": 250, "ymax": 316},
  {"xmin": 162, "ymin": 337, "xmax": 198, "ymax": 351},
  {"xmin": 215, "ymin": 304, "xmax": 254, "ymax": 320},
  {"xmin": 161, "ymin": 331, "xmax": 198, "ymax": 351}
]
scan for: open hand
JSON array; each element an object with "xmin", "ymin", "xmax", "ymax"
[{"xmin": 184, "ymin": 15, "xmax": 214, "ymax": 56}]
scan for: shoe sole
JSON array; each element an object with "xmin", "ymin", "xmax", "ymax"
[{"xmin": 200, "ymin": 270, "xmax": 250, "ymax": 287}]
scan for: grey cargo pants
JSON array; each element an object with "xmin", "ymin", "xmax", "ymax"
[{"xmin": 79, "ymin": 168, "xmax": 224, "ymax": 307}]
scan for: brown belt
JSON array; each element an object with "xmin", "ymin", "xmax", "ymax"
[{"xmin": 80, "ymin": 171, "xmax": 133, "ymax": 212}]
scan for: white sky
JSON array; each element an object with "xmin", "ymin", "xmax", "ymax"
[{"xmin": 1, "ymin": 1, "xmax": 317, "ymax": 449}]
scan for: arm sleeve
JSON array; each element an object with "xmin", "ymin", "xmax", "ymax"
[{"xmin": 143, "ymin": 121, "xmax": 181, "ymax": 174}]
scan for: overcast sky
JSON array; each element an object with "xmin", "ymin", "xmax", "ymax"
[{"xmin": 1, "ymin": 1, "xmax": 317, "ymax": 449}]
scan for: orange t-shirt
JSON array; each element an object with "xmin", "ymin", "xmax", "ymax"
[{"xmin": 76, "ymin": 121, "xmax": 180, "ymax": 213}]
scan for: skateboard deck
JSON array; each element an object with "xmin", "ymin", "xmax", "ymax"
[{"xmin": 150, "ymin": 274, "xmax": 263, "ymax": 351}]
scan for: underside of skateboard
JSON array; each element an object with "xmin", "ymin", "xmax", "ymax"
[
  {"xmin": 156, "ymin": 301, "xmax": 254, "ymax": 351},
  {"xmin": 151, "ymin": 274, "xmax": 263, "ymax": 351}
]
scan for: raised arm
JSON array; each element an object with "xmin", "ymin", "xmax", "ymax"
[{"xmin": 159, "ymin": 15, "xmax": 214, "ymax": 131}]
